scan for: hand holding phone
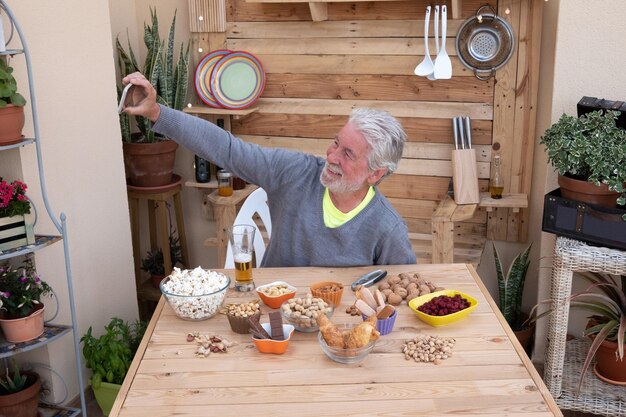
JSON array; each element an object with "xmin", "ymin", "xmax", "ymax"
[{"xmin": 117, "ymin": 83, "xmax": 134, "ymax": 114}]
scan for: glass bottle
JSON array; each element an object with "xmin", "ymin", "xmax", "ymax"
[
  {"xmin": 217, "ymin": 170, "xmax": 233, "ymax": 197},
  {"xmin": 489, "ymin": 154, "xmax": 504, "ymax": 199}
]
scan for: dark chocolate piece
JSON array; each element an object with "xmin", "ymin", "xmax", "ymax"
[
  {"xmin": 247, "ymin": 316, "xmax": 271, "ymax": 340},
  {"xmin": 268, "ymin": 311, "xmax": 284, "ymax": 341}
]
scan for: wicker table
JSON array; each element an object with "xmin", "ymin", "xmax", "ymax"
[{"xmin": 544, "ymin": 237, "xmax": 626, "ymax": 416}]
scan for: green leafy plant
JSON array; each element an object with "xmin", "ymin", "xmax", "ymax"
[
  {"xmin": 0, "ymin": 359, "xmax": 28, "ymax": 394},
  {"xmin": 141, "ymin": 228, "xmax": 183, "ymax": 276},
  {"xmin": 116, "ymin": 7, "xmax": 190, "ymax": 143},
  {"xmin": 494, "ymin": 243, "xmax": 532, "ymax": 331},
  {"xmin": 539, "ymin": 110, "xmax": 626, "ymax": 206},
  {"xmin": 0, "ymin": 58, "xmax": 27, "ymax": 108},
  {"xmin": 0, "ymin": 257, "xmax": 52, "ymax": 318},
  {"xmin": 81, "ymin": 317, "xmax": 147, "ymax": 387},
  {"xmin": 531, "ymin": 272, "xmax": 625, "ymax": 392}
]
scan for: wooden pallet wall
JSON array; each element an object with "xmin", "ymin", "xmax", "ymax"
[{"xmin": 189, "ymin": 0, "xmax": 543, "ymax": 256}]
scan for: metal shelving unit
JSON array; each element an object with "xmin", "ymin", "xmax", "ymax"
[{"xmin": 0, "ymin": 1, "xmax": 87, "ymax": 416}]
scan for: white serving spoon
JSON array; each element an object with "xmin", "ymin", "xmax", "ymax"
[
  {"xmin": 426, "ymin": 5, "xmax": 440, "ymax": 80},
  {"xmin": 433, "ymin": 5, "xmax": 452, "ymax": 80},
  {"xmin": 414, "ymin": 5, "xmax": 434, "ymax": 76}
]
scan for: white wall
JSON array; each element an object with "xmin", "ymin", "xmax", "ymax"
[
  {"xmin": 2, "ymin": 0, "xmax": 138, "ymax": 402},
  {"xmin": 530, "ymin": 0, "xmax": 626, "ymax": 361}
]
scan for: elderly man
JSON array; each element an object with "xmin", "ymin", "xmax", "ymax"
[{"xmin": 123, "ymin": 73, "xmax": 416, "ymax": 267}]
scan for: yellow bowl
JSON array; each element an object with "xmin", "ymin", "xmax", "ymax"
[{"xmin": 408, "ymin": 290, "xmax": 478, "ymax": 327}]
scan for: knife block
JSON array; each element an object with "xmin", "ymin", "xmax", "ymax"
[{"xmin": 451, "ymin": 149, "xmax": 480, "ymax": 204}]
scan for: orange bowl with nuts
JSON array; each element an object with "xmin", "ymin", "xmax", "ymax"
[
  {"xmin": 310, "ymin": 281, "xmax": 344, "ymax": 307},
  {"xmin": 256, "ymin": 281, "xmax": 297, "ymax": 309}
]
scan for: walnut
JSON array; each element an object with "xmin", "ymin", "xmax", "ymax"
[
  {"xmin": 394, "ymin": 287, "xmax": 408, "ymax": 299},
  {"xmin": 378, "ymin": 281, "xmax": 391, "ymax": 291},
  {"xmin": 388, "ymin": 276, "xmax": 401, "ymax": 285},
  {"xmin": 407, "ymin": 290, "xmax": 420, "ymax": 301},
  {"xmin": 407, "ymin": 282, "xmax": 418, "ymax": 292},
  {"xmin": 381, "ymin": 288, "xmax": 393, "ymax": 299},
  {"xmin": 387, "ymin": 292, "xmax": 402, "ymax": 306},
  {"xmin": 419, "ymin": 284, "xmax": 431, "ymax": 295}
]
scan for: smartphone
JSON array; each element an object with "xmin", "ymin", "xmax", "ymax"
[{"xmin": 117, "ymin": 83, "xmax": 134, "ymax": 114}]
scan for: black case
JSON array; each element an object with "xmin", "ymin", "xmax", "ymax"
[
  {"xmin": 542, "ymin": 189, "xmax": 626, "ymax": 251},
  {"xmin": 577, "ymin": 96, "xmax": 626, "ymax": 129}
]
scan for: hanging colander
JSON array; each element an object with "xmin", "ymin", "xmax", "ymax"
[{"xmin": 455, "ymin": 4, "xmax": 515, "ymax": 80}]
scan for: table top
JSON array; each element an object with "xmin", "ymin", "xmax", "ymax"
[{"xmin": 110, "ymin": 264, "xmax": 562, "ymax": 417}]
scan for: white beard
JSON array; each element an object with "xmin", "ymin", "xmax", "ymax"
[{"xmin": 319, "ymin": 162, "xmax": 366, "ymax": 194}]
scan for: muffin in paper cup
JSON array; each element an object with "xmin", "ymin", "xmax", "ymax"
[
  {"xmin": 310, "ymin": 281, "xmax": 344, "ymax": 307},
  {"xmin": 227, "ymin": 310, "xmax": 261, "ymax": 334},
  {"xmin": 362, "ymin": 309, "xmax": 397, "ymax": 336}
]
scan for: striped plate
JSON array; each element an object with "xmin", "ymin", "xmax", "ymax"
[
  {"xmin": 209, "ymin": 51, "xmax": 266, "ymax": 110},
  {"xmin": 194, "ymin": 49, "xmax": 231, "ymax": 108}
]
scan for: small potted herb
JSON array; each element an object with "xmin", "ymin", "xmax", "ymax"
[
  {"xmin": 539, "ymin": 110, "xmax": 626, "ymax": 208},
  {"xmin": 0, "ymin": 359, "xmax": 41, "ymax": 417},
  {"xmin": 141, "ymin": 229, "xmax": 184, "ymax": 288},
  {"xmin": 80, "ymin": 317, "xmax": 147, "ymax": 416}
]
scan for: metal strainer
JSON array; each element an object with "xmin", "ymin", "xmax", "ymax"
[{"xmin": 456, "ymin": 4, "xmax": 515, "ymax": 80}]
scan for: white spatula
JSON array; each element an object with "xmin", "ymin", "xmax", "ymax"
[
  {"xmin": 426, "ymin": 5, "xmax": 439, "ymax": 80},
  {"xmin": 414, "ymin": 6, "xmax": 434, "ymax": 76},
  {"xmin": 433, "ymin": 5, "xmax": 452, "ymax": 80}
]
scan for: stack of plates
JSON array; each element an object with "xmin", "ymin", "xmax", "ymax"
[{"xmin": 194, "ymin": 50, "xmax": 266, "ymax": 110}]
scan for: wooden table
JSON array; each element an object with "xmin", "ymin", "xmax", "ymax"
[{"xmin": 110, "ymin": 264, "xmax": 562, "ymax": 417}]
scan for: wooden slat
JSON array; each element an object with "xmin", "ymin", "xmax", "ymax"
[
  {"xmin": 228, "ymin": 37, "xmax": 460, "ymax": 56},
  {"xmin": 232, "ymin": 113, "xmax": 493, "ymax": 144},
  {"xmin": 188, "ymin": 0, "xmax": 227, "ymax": 32},
  {"xmin": 239, "ymin": 134, "xmax": 491, "ymax": 162},
  {"xmin": 258, "ymin": 54, "xmax": 472, "ymax": 76},
  {"xmin": 257, "ymin": 73, "xmax": 493, "ymax": 103},
  {"xmin": 253, "ymin": 98, "xmax": 493, "ymax": 119},
  {"xmin": 488, "ymin": 0, "xmax": 519, "ymax": 241},
  {"xmin": 509, "ymin": 0, "xmax": 544, "ymax": 242},
  {"xmin": 229, "ymin": 0, "xmax": 493, "ymax": 22},
  {"xmin": 228, "ymin": 20, "xmax": 465, "ymax": 38}
]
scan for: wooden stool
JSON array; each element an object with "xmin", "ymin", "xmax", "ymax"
[{"xmin": 127, "ymin": 175, "xmax": 189, "ymax": 319}]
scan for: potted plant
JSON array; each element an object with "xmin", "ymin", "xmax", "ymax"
[
  {"xmin": 81, "ymin": 317, "xmax": 147, "ymax": 416},
  {"xmin": 0, "ymin": 177, "xmax": 35, "ymax": 251},
  {"xmin": 0, "ymin": 257, "xmax": 52, "ymax": 343},
  {"xmin": 532, "ymin": 271, "xmax": 625, "ymax": 390},
  {"xmin": 0, "ymin": 57, "xmax": 27, "ymax": 145},
  {"xmin": 116, "ymin": 7, "xmax": 190, "ymax": 187},
  {"xmin": 493, "ymin": 243, "xmax": 534, "ymax": 353},
  {"xmin": 0, "ymin": 359, "xmax": 41, "ymax": 417},
  {"xmin": 141, "ymin": 228, "xmax": 183, "ymax": 288},
  {"xmin": 539, "ymin": 109, "xmax": 626, "ymax": 208}
]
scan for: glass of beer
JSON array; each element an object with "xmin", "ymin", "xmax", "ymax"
[{"xmin": 228, "ymin": 224, "xmax": 256, "ymax": 292}]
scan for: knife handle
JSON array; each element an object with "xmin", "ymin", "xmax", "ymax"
[{"xmin": 351, "ymin": 269, "xmax": 387, "ymax": 291}]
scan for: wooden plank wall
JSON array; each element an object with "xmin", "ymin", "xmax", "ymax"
[{"xmin": 189, "ymin": 0, "xmax": 543, "ymax": 261}]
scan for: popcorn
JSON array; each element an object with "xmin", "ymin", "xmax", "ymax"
[{"xmin": 161, "ymin": 267, "xmax": 230, "ymax": 320}]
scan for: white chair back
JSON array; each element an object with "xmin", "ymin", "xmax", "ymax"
[{"xmin": 224, "ymin": 188, "xmax": 272, "ymax": 268}]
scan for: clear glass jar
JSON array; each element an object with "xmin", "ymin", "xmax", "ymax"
[{"xmin": 217, "ymin": 170, "xmax": 233, "ymax": 196}]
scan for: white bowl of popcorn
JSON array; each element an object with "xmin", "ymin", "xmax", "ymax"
[{"xmin": 160, "ymin": 267, "xmax": 231, "ymax": 320}]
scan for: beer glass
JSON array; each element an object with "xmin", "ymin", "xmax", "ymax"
[{"xmin": 228, "ymin": 224, "xmax": 256, "ymax": 292}]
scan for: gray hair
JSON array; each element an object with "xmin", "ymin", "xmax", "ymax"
[{"xmin": 348, "ymin": 108, "xmax": 406, "ymax": 178}]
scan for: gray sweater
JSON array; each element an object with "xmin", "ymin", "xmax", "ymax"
[{"xmin": 153, "ymin": 106, "xmax": 416, "ymax": 267}]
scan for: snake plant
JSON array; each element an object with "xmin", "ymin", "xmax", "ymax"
[
  {"xmin": 494, "ymin": 243, "xmax": 532, "ymax": 332},
  {"xmin": 116, "ymin": 7, "xmax": 190, "ymax": 143}
]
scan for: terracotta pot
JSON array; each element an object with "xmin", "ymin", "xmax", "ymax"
[
  {"xmin": 150, "ymin": 274, "xmax": 166, "ymax": 289},
  {"xmin": 593, "ymin": 338, "xmax": 626, "ymax": 385},
  {"xmin": 0, "ymin": 371, "xmax": 41, "ymax": 417},
  {"xmin": 514, "ymin": 324, "xmax": 535, "ymax": 356},
  {"xmin": 558, "ymin": 174, "xmax": 621, "ymax": 208},
  {"xmin": 0, "ymin": 104, "xmax": 25, "ymax": 146},
  {"xmin": 122, "ymin": 140, "xmax": 178, "ymax": 187},
  {"xmin": 0, "ymin": 303, "xmax": 45, "ymax": 343}
]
